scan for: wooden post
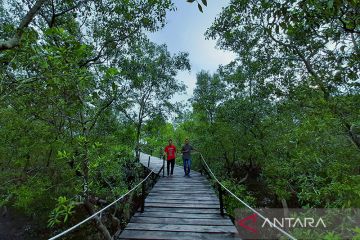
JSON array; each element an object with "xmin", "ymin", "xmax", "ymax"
[
  {"xmin": 148, "ymin": 149, "xmax": 153, "ymax": 168},
  {"xmin": 162, "ymin": 155, "xmax": 165, "ymax": 177},
  {"xmin": 200, "ymin": 160, "xmax": 204, "ymax": 175},
  {"xmin": 218, "ymin": 182, "xmax": 224, "ymax": 216},
  {"xmin": 141, "ymin": 167, "xmax": 145, "ymax": 213}
]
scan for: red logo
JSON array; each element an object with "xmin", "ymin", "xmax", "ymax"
[{"xmin": 237, "ymin": 213, "xmax": 257, "ymax": 233}]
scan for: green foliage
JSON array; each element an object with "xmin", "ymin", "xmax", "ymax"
[
  {"xmin": 187, "ymin": 0, "xmax": 207, "ymax": 12},
  {"xmin": 179, "ymin": 0, "xmax": 360, "ymax": 211},
  {"xmin": 48, "ymin": 196, "xmax": 75, "ymax": 228},
  {"xmin": 221, "ymin": 179, "xmax": 256, "ymax": 217},
  {"xmin": 0, "ymin": 0, "xmax": 185, "ymax": 238},
  {"xmin": 353, "ymin": 228, "xmax": 360, "ymax": 240},
  {"xmin": 1, "ymin": 0, "xmax": 359, "ymax": 238}
]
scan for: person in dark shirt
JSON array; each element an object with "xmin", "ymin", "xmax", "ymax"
[
  {"xmin": 181, "ymin": 138, "xmax": 196, "ymax": 177},
  {"xmin": 164, "ymin": 139, "xmax": 176, "ymax": 176}
]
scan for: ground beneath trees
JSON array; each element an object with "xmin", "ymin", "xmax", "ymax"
[{"xmin": 0, "ymin": 207, "xmax": 37, "ymax": 240}]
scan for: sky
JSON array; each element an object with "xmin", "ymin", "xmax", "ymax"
[{"xmin": 147, "ymin": 0, "xmax": 236, "ymax": 103}]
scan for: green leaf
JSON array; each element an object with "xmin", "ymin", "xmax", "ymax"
[
  {"xmin": 198, "ymin": 3, "xmax": 203, "ymax": 12},
  {"xmin": 112, "ymin": 82, "xmax": 117, "ymax": 91},
  {"xmin": 327, "ymin": 0, "xmax": 334, "ymax": 9},
  {"xmin": 201, "ymin": 0, "xmax": 207, "ymax": 6},
  {"xmin": 187, "ymin": 0, "xmax": 195, "ymax": 2},
  {"xmin": 107, "ymin": 67, "xmax": 119, "ymax": 76}
]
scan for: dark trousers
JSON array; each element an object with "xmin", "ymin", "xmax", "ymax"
[
  {"xmin": 167, "ymin": 159, "xmax": 175, "ymax": 175},
  {"xmin": 183, "ymin": 158, "xmax": 191, "ymax": 175}
]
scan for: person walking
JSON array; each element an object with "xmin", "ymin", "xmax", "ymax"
[
  {"xmin": 181, "ymin": 138, "xmax": 196, "ymax": 177},
  {"xmin": 164, "ymin": 139, "xmax": 176, "ymax": 177}
]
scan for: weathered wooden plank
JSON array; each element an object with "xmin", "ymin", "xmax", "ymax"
[
  {"xmin": 150, "ymin": 190, "xmax": 213, "ymax": 194},
  {"xmin": 126, "ymin": 223, "xmax": 238, "ymax": 233},
  {"xmin": 146, "ymin": 197, "xmax": 218, "ymax": 202},
  {"xmin": 153, "ymin": 186, "xmax": 212, "ymax": 189},
  {"xmin": 146, "ymin": 194, "xmax": 218, "ymax": 200},
  {"xmin": 145, "ymin": 199, "xmax": 219, "ymax": 205},
  {"xmin": 133, "ymin": 212, "xmax": 229, "ymax": 219},
  {"xmin": 154, "ymin": 185, "xmax": 211, "ymax": 189},
  {"xmin": 130, "ymin": 216, "xmax": 233, "ymax": 226},
  {"xmin": 148, "ymin": 192, "xmax": 217, "ymax": 197},
  {"xmin": 151, "ymin": 189, "xmax": 213, "ymax": 193},
  {"xmin": 118, "ymin": 230, "xmax": 241, "ymax": 240},
  {"xmin": 156, "ymin": 180, "xmax": 209, "ymax": 184},
  {"xmin": 144, "ymin": 203, "xmax": 219, "ymax": 209},
  {"xmin": 146, "ymin": 197, "xmax": 219, "ymax": 203},
  {"xmin": 142, "ymin": 207, "xmax": 220, "ymax": 214},
  {"xmin": 155, "ymin": 182, "xmax": 211, "ymax": 186},
  {"xmin": 153, "ymin": 187, "xmax": 212, "ymax": 190},
  {"xmin": 145, "ymin": 198, "xmax": 218, "ymax": 202},
  {"xmin": 151, "ymin": 190, "xmax": 214, "ymax": 194}
]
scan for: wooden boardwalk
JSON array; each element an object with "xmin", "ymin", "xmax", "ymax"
[{"xmin": 118, "ymin": 153, "xmax": 240, "ymax": 239}]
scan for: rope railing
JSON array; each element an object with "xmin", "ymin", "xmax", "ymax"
[
  {"xmin": 199, "ymin": 153, "xmax": 297, "ymax": 240},
  {"xmin": 48, "ymin": 169, "xmax": 155, "ymax": 240}
]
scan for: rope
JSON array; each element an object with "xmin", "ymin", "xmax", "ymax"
[
  {"xmin": 48, "ymin": 169, "xmax": 154, "ymax": 240},
  {"xmin": 199, "ymin": 153, "xmax": 297, "ymax": 240}
]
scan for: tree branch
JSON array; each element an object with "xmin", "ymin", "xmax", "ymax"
[
  {"xmin": 88, "ymin": 97, "xmax": 116, "ymax": 132},
  {"xmin": 0, "ymin": 0, "xmax": 48, "ymax": 51},
  {"xmin": 54, "ymin": 0, "xmax": 90, "ymax": 18}
]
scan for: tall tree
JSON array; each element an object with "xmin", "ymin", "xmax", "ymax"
[
  {"xmin": 0, "ymin": 0, "xmax": 179, "ymax": 238},
  {"xmin": 115, "ymin": 37, "xmax": 190, "ymax": 161}
]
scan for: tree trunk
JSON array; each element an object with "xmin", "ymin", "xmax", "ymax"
[
  {"xmin": 84, "ymin": 200, "xmax": 113, "ymax": 240},
  {"xmin": 46, "ymin": 148, "xmax": 53, "ymax": 167},
  {"xmin": 350, "ymin": 125, "xmax": 360, "ymax": 150},
  {"xmin": 82, "ymin": 142, "xmax": 89, "ymax": 196},
  {"xmin": 135, "ymin": 121, "xmax": 142, "ymax": 162}
]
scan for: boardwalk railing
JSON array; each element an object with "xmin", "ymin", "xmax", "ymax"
[
  {"xmin": 138, "ymin": 146, "xmax": 166, "ymax": 177},
  {"xmin": 49, "ymin": 156, "xmax": 163, "ymax": 240},
  {"xmin": 199, "ymin": 153, "xmax": 297, "ymax": 240}
]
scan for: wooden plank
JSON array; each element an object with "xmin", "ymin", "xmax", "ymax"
[
  {"xmin": 133, "ymin": 212, "xmax": 229, "ymax": 219},
  {"xmin": 145, "ymin": 198, "xmax": 220, "ymax": 206},
  {"xmin": 142, "ymin": 207, "xmax": 220, "ymax": 214},
  {"xmin": 150, "ymin": 190, "xmax": 213, "ymax": 194},
  {"xmin": 151, "ymin": 187, "xmax": 211, "ymax": 190},
  {"xmin": 148, "ymin": 192, "xmax": 217, "ymax": 197},
  {"xmin": 130, "ymin": 217, "xmax": 233, "ymax": 226},
  {"xmin": 126, "ymin": 223, "xmax": 238, "ymax": 233},
  {"xmin": 155, "ymin": 182, "xmax": 210, "ymax": 186},
  {"xmin": 146, "ymin": 194, "xmax": 217, "ymax": 199},
  {"xmin": 118, "ymin": 230, "xmax": 241, "ymax": 240},
  {"xmin": 153, "ymin": 186, "xmax": 212, "ymax": 189},
  {"xmin": 144, "ymin": 203, "xmax": 219, "ymax": 209},
  {"xmin": 156, "ymin": 181, "xmax": 209, "ymax": 184},
  {"xmin": 146, "ymin": 197, "xmax": 218, "ymax": 202},
  {"xmin": 151, "ymin": 188, "xmax": 213, "ymax": 192},
  {"xmin": 145, "ymin": 199, "xmax": 219, "ymax": 205}
]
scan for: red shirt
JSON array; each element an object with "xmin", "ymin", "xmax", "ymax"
[{"xmin": 165, "ymin": 145, "xmax": 176, "ymax": 160}]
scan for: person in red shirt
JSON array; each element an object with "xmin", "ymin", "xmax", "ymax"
[{"xmin": 164, "ymin": 139, "xmax": 176, "ymax": 176}]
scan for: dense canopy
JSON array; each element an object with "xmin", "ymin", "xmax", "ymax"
[{"xmin": 0, "ymin": 0, "xmax": 359, "ymax": 239}]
